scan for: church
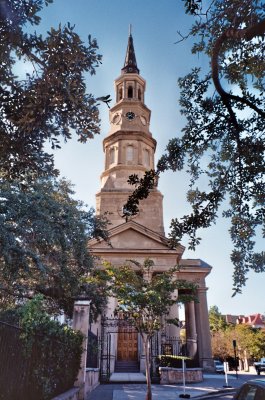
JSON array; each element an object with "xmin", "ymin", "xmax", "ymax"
[{"xmin": 88, "ymin": 32, "xmax": 213, "ymax": 380}]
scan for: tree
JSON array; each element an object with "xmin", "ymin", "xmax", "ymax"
[
  {"xmin": 232, "ymin": 324, "xmax": 265, "ymax": 362},
  {"xmin": 124, "ymin": 0, "xmax": 265, "ymax": 294},
  {"xmin": 208, "ymin": 306, "xmax": 265, "ymax": 364},
  {"xmin": 0, "ymin": 177, "xmax": 108, "ymax": 317},
  {"xmin": 209, "ymin": 305, "xmax": 227, "ymax": 333},
  {"xmin": 208, "ymin": 305, "xmax": 230, "ymax": 360},
  {"xmin": 0, "ymin": 0, "xmax": 103, "ymax": 181},
  {"xmin": 0, "ymin": 1, "xmax": 110, "ymax": 317},
  {"xmin": 104, "ymin": 259, "xmax": 197, "ymax": 400},
  {"xmin": 212, "ymin": 324, "xmax": 265, "ymax": 366}
]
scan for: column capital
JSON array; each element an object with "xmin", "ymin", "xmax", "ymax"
[{"xmin": 196, "ymin": 286, "xmax": 209, "ymax": 293}]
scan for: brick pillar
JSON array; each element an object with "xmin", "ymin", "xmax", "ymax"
[{"xmin": 72, "ymin": 299, "xmax": 91, "ymax": 400}]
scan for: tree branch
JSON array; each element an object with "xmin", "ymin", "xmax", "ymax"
[{"xmin": 211, "ymin": 21, "xmax": 265, "ymax": 120}]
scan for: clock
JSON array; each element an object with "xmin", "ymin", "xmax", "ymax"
[{"xmin": 125, "ymin": 111, "xmax": 135, "ymax": 121}]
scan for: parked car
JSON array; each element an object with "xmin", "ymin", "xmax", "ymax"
[
  {"xmin": 233, "ymin": 379, "xmax": 265, "ymax": 399},
  {"xmin": 253, "ymin": 358, "xmax": 265, "ymax": 375},
  {"xmin": 214, "ymin": 359, "xmax": 225, "ymax": 373}
]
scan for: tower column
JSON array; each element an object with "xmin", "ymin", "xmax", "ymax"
[
  {"xmin": 138, "ymin": 140, "xmax": 142, "ymax": 165},
  {"xmin": 105, "ymin": 145, "xmax": 109, "ymax": 170},
  {"xmin": 117, "ymin": 140, "xmax": 122, "ymax": 164}
]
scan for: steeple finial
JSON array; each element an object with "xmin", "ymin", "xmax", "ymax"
[{"xmin": 121, "ymin": 27, "xmax": 139, "ymax": 74}]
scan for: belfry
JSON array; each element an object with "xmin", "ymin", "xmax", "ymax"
[{"xmin": 89, "ymin": 32, "xmax": 214, "ymax": 379}]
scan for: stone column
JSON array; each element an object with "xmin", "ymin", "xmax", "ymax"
[
  {"xmin": 105, "ymin": 145, "xmax": 109, "ymax": 170},
  {"xmin": 168, "ymin": 289, "xmax": 179, "ymax": 338},
  {"xmin": 117, "ymin": 140, "xmax": 122, "ymax": 164},
  {"xmin": 72, "ymin": 299, "xmax": 91, "ymax": 400},
  {"xmin": 138, "ymin": 140, "xmax": 142, "ymax": 165},
  {"xmin": 123, "ymin": 81, "xmax": 126, "ymax": 99},
  {"xmin": 185, "ymin": 301, "xmax": 197, "ymax": 358},
  {"xmin": 194, "ymin": 288, "xmax": 214, "ymax": 371}
]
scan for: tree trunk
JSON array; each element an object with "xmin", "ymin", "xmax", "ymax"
[{"xmin": 143, "ymin": 335, "xmax": 152, "ymax": 400}]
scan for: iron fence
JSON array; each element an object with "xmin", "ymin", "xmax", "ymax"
[
  {"xmin": 99, "ymin": 316, "xmax": 198, "ymax": 382},
  {"xmin": 87, "ymin": 330, "xmax": 99, "ymax": 368}
]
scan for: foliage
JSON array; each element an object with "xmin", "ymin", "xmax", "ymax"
[
  {"xmin": 0, "ymin": 295, "xmax": 83, "ymax": 400},
  {"xmin": 212, "ymin": 324, "xmax": 265, "ymax": 361},
  {"xmin": 209, "ymin": 306, "xmax": 265, "ymax": 361},
  {"xmin": 124, "ymin": 0, "xmax": 265, "ymax": 294},
  {"xmin": 0, "ymin": 1, "xmax": 110, "ymax": 318},
  {"xmin": 209, "ymin": 305, "xmax": 228, "ymax": 333},
  {"xmin": 157, "ymin": 355, "xmax": 191, "ymax": 369},
  {"xmin": 0, "ymin": 0, "xmax": 102, "ymax": 181},
  {"xmin": 103, "ymin": 258, "xmax": 198, "ymax": 400},
  {"xmin": 105, "ymin": 259, "xmax": 197, "ymax": 335},
  {"xmin": 0, "ymin": 177, "xmax": 108, "ymax": 317}
]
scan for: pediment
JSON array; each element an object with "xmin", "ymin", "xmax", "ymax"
[{"xmin": 89, "ymin": 221, "xmax": 184, "ymax": 254}]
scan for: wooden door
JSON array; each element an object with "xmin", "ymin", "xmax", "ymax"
[{"xmin": 117, "ymin": 327, "xmax": 138, "ymax": 361}]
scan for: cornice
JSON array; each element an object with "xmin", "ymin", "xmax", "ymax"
[{"xmin": 103, "ymin": 130, "xmax": 156, "ymax": 149}]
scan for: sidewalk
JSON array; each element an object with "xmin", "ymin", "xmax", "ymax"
[{"xmin": 87, "ymin": 371, "xmax": 253, "ymax": 400}]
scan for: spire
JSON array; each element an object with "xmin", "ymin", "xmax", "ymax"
[{"xmin": 121, "ymin": 26, "xmax": 139, "ymax": 75}]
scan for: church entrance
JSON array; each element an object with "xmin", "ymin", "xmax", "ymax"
[
  {"xmin": 115, "ymin": 326, "xmax": 139, "ymax": 373},
  {"xmin": 117, "ymin": 326, "xmax": 138, "ymax": 361},
  {"xmin": 100, "ymin": 316, "xmax": 140, "ymax": 381}
]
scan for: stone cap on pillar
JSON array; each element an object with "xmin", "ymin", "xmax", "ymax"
[{"xmin": 74, "ymin": 299, "xmax": 91, "ymax": 306}]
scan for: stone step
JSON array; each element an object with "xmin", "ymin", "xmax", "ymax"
[{"xmin": 115, "ymin": 361, "xmax": 139, "ymax": 372}]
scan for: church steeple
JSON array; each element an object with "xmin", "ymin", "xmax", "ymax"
[
  {"xmin": 121, "ymin": 27, "xmax": 139, "ymax": 75},
  {"xmin": 95, "ymin": 31, "xmax": 165, "ymax": 236}
]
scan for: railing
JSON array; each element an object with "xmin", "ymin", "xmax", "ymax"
[
  {"xmin": 87, "ymin": 330, "xmax": 99, "ymax": 368},
  {"xmin": 151, "ymin": 334, "xmax": 198, "ymax": 380}
]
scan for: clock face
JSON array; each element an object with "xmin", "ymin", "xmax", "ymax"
[{"xmin": 126, "ymin": 111, "xmax": 135, "ymax": 121}]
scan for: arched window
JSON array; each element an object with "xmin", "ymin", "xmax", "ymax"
[
  {"xmin": 128, "ymin": 86, "xmax": 133, "ymax": 98},
  {"xmin": 109, "ymin": 147, "xmax": 115, "ymax": 164},
  {"xmin": 138, "ymin": 89, "xmax": 141, "ymax": 100},
  {"xmin": 119, "ymin": 88, "xmax": 122, "ymax": 101},
  {"xmin": 143, "ymin": 149, "xmax": 150, "ymax": 167},
  {"xmin": 126, "ymin": 145, "xmax": 133, "ymax": 162}
]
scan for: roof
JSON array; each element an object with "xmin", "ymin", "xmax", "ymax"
[
  {"xmin": 237, "ymin": 313, "xmax": 265, "ymax": 327},
  {"xmin": 225, "ymin": 313, "xmax": 265, "ymax": 327},
  {"xmin": 121, "ymin": 33, "xmax": 139, "ymax": 74}
]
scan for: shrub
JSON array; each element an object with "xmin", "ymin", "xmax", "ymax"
[
  {"xmin": 156, "ymin": 355, "xmax": 194, "ymax": 369},
  {"xmin": 0, "ymin": 296, "xmax": 83, "ymax": 400}
]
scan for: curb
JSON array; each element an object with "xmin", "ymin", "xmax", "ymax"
[{"xmin": 192, "ymin": 387, "xmax": 236, "ymax": 398}]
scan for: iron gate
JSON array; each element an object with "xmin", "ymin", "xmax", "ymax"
[
  {"xmin": 100, "ymin": 316, "xmax": 137, "ymax": 382},
  {"xmin": 99, "ymin": 316, "xmax": 191, "ymax": 382}
]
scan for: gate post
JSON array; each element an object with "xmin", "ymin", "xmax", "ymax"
[{"xmin": 72, "ymin": 299, "xmax": 91, "ymax": 400}]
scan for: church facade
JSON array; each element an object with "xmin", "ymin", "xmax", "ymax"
[{"xmin": 89, "ymin": 33, "xmax": 214, "ymax": 376}]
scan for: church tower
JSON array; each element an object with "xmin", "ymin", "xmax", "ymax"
[
  {"xmin": 96, "ymin": 32, "xmax": 164, "ymax": 235},
  {"xmin": 89, "ymin": 32, "xmax": 214, "ymax": 377}
]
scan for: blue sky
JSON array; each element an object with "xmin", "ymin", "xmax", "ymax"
[{"xmin": 29, "ymin": 0, "xmax": 264, "ymax": 316}]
